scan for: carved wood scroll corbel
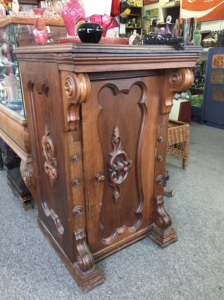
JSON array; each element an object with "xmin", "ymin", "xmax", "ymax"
[
  {"xmin": 74, "ymin": 228, "xmax": 94, "ymax": 271},
  {"xmin": 62, "ymin": 72, "xmax": 91, "ymax": 131},
  {"xmin": 160, "ymin": 68, "xmax": 194, "ymax": 114},
  {"xmin": 109, "ymin": 126, "xmax": 132, "ymax": 204},
  {"xmin": 42, "ymin": 127, "xmax": 58, "ymax": 186},
  {"xmin": 20, "ymin": 160, "xmax": 37, "ymax": 207},
  {"xmin": 154, "ymin": 195, "xmax": 171, "ymax": 229}
]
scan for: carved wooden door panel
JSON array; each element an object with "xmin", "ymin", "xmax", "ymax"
[{"xmin": 82, "ymin": 76, "xmax": 160, "ymax": 256}]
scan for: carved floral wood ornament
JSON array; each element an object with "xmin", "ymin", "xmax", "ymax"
[
  {"xmin": 42, "ymin": 127, "xmax": 58, "ymax": 186},
  {"xmin": 109, "ymin": 126, "xmax": 132, "ymax": 204}
]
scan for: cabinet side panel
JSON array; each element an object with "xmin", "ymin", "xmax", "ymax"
[{"xmin": 19, "ymin": 62, "xmax": 73, "ymax": 260}]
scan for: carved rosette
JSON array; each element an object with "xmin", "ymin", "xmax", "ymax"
[
  {"xmin": 161, "ymin": 68, "xmax": 194, "ymax": 114},
  {"xmin": 108, "ymin": 126, "xmax": 132, "ymax": 204},
  {"xmin": 63, "ymin": 72, "xmax": 91, "ymax": 131},
  {"xmin": 154, "ymin": 195, "xmax": 171, "ymax": 229},
  {"xmin": 42, "ymin": 127, "xmax": 58, "ymax": 186},
  {"xmin": 74, "ymin": 228, "xmax": 94, "ymax": 271}
]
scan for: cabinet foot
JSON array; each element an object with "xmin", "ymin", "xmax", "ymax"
[
  {"xmin": 38, "ymin": 218, "xmax": 104, "ymax": 293},
  {"xmin": 148, "ymin": 224, "xmax": 177, "ymax": 248}
]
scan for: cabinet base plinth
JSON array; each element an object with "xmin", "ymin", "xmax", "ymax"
[
  {"xmin": 148, "ymin": 224, "xmax": 177, "ymax": 248},
  {"xmin": 38, "ymin": 217, "xmax": 105, "ymax": 293}
]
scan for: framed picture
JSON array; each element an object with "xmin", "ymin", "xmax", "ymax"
[
  {"xmin": 143, "ymin": 8, "xmax": 159, "ymax": 19},
  {"xmin": 143, "ymin": 0, "xmax": 159, "ymax": 5}
]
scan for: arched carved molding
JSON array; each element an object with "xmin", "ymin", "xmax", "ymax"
[
  {"xmin": 99, "ymin": 81, "xmax": 147, "ymax": 244},
  {"xmin": 161, "ymin": 68, "xmax": 194, "ymax": 114},
  {"xmin": 42, "ymin": 202, "xmax": 64, "ymax": 235},
  {"xmin": 154, "ymin": 195, "xmax": 171, "ymax": 229},
  {"xmin": 62, "ymin": 72, "xmax": 91, "ymax": 132},
  {"xmin": 74, "ymin": 228, "xmax": 94, "ymax": 271}
]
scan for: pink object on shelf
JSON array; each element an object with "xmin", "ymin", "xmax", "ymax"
[
  {"xmin": 57, "ymin": 37, "xmax": 129, "ymax": 45},
  {"xmin": 62, "ymin": 0, "xmax": 86, "ymax": 35},
  {"xmin": 1, "ymin": 43, "xmax": 13, "ymax": 76},
  {"xmin": 80, "ymin": 15, "xmax": 119, "ymax": 37},
  {"xmin": 0, "ymin": 4, "xmax": 6, "ymax": 16},
  {"xmin": 5, "ymin": 75, "xmax": 19, "ymax": 101},
  {"xmin": 32, "ymin": 8, "xmax": 49, "ymax": 45}
]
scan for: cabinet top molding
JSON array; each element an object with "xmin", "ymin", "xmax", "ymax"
[{"xmin": 14, "ymin": 44, "xmax": 202, "ymax": 72}]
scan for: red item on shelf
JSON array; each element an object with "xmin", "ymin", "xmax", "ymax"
[
  {"xmin": 57, "ymin": 37, "xmax": 129, "ymax": 45},
  {"xmin": 111, "ymin": 0, "xmax": 120, "ymax": 16},
  {"xmin": 62, "ymin": 0, "xmax": 86, "ymax": 35}
]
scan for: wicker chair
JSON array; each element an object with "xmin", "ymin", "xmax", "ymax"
[{"xmin": 167, "ymin": 120, "xmax": 190, "ymax": 169}]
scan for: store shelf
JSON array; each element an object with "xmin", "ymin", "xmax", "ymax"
[
  {"xmin": 129, "ymin": 14, "xmax": 141, "ymax": 16},
  {"xmin": 126, "ymin": 27, "xmax": 141, "ymax": 29},
  {"xmin": 0, "ymin": 16, "xmax": 64, "ymax": 29},
  {"xmin": 190, "ymin": 87, "xmax": 204, "ymax": 91}
]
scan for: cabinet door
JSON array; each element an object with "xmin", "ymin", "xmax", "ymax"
[{"xmin": 82, "ymin": 76, "xmax": 159, "ymax": 255}]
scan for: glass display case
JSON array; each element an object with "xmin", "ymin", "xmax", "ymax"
[
  {"xmin": 0, "ymin": 17, "xmax": 67, "ymax": 119},
  {"xmin": 0, "ymin": 24, "xmax": 25, "ymax": 117}
]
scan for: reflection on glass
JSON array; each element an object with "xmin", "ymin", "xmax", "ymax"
[
  {"xmin": 0, "ymin": 26, "xmax": 24, "ymax": 116},
  {"xmin": 0, "ymin": 22, "xmax": 67, "ymax": 118}
]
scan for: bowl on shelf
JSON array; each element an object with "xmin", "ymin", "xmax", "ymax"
[
  {"xmin": 7, "ymin": 99, "xmax": 23, "ymax": 110},
  {"xmin": 77, "ymin": 23, "xmax": 103, "ymax": 43}
]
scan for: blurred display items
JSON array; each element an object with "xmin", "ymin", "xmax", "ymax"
[
  {"xmin": 51, "ymin": 0, "xmax": 68, "ymax": 17},
  {"xmin": 32, "ymin": 8, "xmax": 49, "ymax": 45},
  {"xmin": 120, "ymin": 1, "xmax": 131, "ymax": 24},
  {"xmin": 0, "ymin": 25, "xmax": 24, "ymax": 115},
  {"xmin": 128, "ymin": 0, "xmax": 143, "ymax": 6},
  {"xmin": 0, "ymin": 3, "xmax": 6, "ymax": 15},
  {"xmin": 143, "ymin": 33, "xmax": 184, "ymax": 50},
  {"xmin": 62, "ymin": 0, "xmax": 86, "ymax": 35},
  {"xmin": 191, "ymin": 61, "xmax": 206, "ymax": 89},
  {"xmin": 202, "ymin": 36, "xmax": 216, "ymax": 48},
  {"xmin": 11, "ymin": 0, "xmax": 20, "ymax": 12},
  {"xmin": 210, "ymin": 30, "xmax": 224, "ymax": 47},
  {"xmin": 129, "ymin": 29, "xmax": 138, "ymax": 44},
  {"xmin": 0, "ymin": 16, "xmax": 67, "ymax": 118},
  {"xmin": 126, "ymin": 5, "xmax": 142, "ymax": 37},
  {"xmin": 143, "ymin": 8, "xmax": 158, "ymax": 20},
  {"xmin": 189, "ymin": 95, "xmax": 203, "ymax": 107},
  {"xmin": 79, "ymin": 15, "xmax": 119, "ymax": 38}
]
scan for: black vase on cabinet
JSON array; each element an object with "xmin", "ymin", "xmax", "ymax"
[{"xmin": 77, "ymin": 23, "xmax": 103, "ymax": 43}]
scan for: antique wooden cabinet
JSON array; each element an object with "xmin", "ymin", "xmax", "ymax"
[{"xmin": 15, "ymin": 44, "xmax": 200, "ymax": 293}]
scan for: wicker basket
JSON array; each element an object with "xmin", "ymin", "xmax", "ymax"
[{"xmin": 167, "ymin": 119, "xmax": 190, "ymax": 169}]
